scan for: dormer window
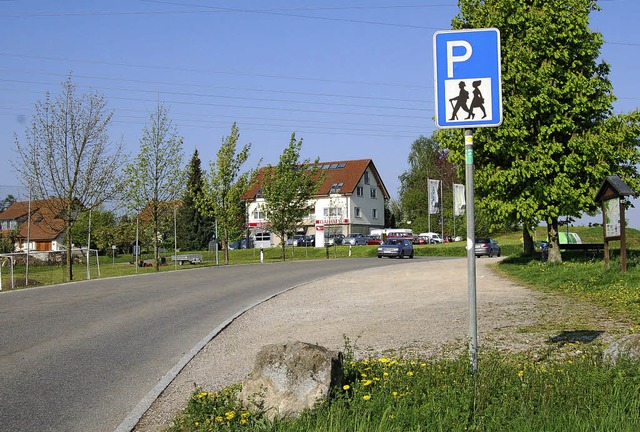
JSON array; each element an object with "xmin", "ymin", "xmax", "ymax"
[
  {"xmin": 363, "ymin": 171, "xmax": 370, "ymax": 185},
  {"xmin": 329, "ymin": 182, "xmax": 344, "ymax": 193}
]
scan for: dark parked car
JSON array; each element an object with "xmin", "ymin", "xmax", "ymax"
[
  {"xmin": 285, "ymin": 235, "xmax": 306, "ymax": 246},
  {"xmin": 377, "ymin": 238, "xmax": 414, "ymax": 259},
  {"xmin": 475, "ymin": 238, "xmax": 501, "ymax": 258}
]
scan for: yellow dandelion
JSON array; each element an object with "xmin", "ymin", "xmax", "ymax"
[
  {"xmin": 225, "ymin": 411, "xmax": 236, "ymax": 420},
  {"xmin": 343, "ymin": 384, "xmax": 351, "ymax": 391},
  {"xmin": 383, "ymin": 372, "xmax": 389, "ymax": 377},
  {"xmin": 392, "ymin": 391, "xmax": 398, "ymax": 398},
  {"xmin": 378, "ymin": 357, "xmax": 389, "ymax": 363},
  {"xmin": 362, "ymin": 379, "xmax": 373, "ymax": 386},
  {"xmin": 407, "ymin": 371, "xmax": 414, "ymax": 377},
  {"xmin": 241, "ymin": 412, "xmax": 250, "ymax": 419},
  {"xmin": 215, "ymin": 416, "xmax": 223, "ymax": 423},
  {"xmin": 363, "ymin": 394, "xmax": 371, "ymax": 401},
  {"xmin": 361, "ymin": 373, "xmax": 367, "ymax": 378}
]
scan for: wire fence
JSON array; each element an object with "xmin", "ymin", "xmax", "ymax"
[{"xmin": 0, "ymin": 248, "xmax": 101, "ymax": 290}]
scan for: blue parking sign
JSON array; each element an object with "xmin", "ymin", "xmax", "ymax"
[{"xmin": 433, "ymin": 28, "xmax": 502, "ymax": 128}]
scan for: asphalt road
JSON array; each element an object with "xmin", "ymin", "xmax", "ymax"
[{"xmin": 0, "ymin": 257, "xmax": 418, "ymax": 432}]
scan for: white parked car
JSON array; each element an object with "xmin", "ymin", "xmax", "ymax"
[{"xmin": 418, "ymin": 232, "xmax": 443, "ymax": 244}]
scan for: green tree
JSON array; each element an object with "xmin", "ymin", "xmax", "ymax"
[
  {"xmin": 439, "ymin": 0, "xmax": 640, "ymax": 262},
  {"xmin": 177, "ymin": 149, "xmax": 214, "ymax": 250},
  {"xmin": 70, "ymin": 207, "xmax": 117, "ymax": 254},
  {"xmin": 199, "ymin": 123, "xmax": 257, "ymax": 265},
  {"xmin": 14, "ymin": 76, "xmax": 126, "ymax": 280},
  {"xmin": 261, "ymin": 133, "xmax": 323, "ymax": 261},
  {"xmin": 125, "ymin": 102, "xmax": 185, "ymax": 271},
  {"xmin": 398, "ymin": 134, "xmax": 461, "ymax": 235}
]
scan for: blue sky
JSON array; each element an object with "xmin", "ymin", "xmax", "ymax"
[{"xmin": 1, "ymin": 0, "xmax": 639, "ymax": 229}]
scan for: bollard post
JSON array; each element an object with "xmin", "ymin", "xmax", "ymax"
[
  {"xmin": 349, "ymin": 244, "xmax": 352, "ymax": 257},
  {"xmin": 260, "ymin": 247, "xmax": 264, "ymax": 263}
]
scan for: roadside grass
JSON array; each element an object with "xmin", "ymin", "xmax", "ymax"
[{"xmin": 169, "ymin": 345, "xmax": 640, "ymax": 432}]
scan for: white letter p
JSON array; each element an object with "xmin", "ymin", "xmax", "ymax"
[{"xmin": 446, "ymin": 40, "xmax": 472, "ymax": 78}]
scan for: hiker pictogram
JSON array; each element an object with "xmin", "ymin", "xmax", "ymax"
[
  {"xmin": 443, "ymin": 78, "xmax": 492, "ymax": 123},
  {"xmin": 448, "ymin": 81, "xmax": 470, "ymax": 120}
]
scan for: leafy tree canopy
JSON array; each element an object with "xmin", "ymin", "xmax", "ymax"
[
  {"xmin": 437, "ymin": 0, "xmax": 640, "ymax": 260},
  {"xmin": 261, "ymin": 133, "xmax": 323, "ymax": 261}
]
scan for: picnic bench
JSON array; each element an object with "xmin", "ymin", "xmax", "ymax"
[{"xmin": 560, "ymin": 243, "xmax": 604, "ymax": 257}]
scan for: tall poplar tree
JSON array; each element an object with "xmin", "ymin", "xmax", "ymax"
[
  {"xmin": 261, "ymin": 133, "xmax": 323, "ymax": 261},
  {"xmin": 438, "ymin": 0, "xmax": 640, "ymax": 262},
  {"xmin": 125, "ymin": 103, "xmax": 185, "ymax": 271},
  {"xmin": 199, "ymin": 123, "xmax": 257, "ymax": 265}
]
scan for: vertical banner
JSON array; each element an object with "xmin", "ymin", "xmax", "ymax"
[
  {"xmin": 428, "ymin": 179, "xmax": 441, "ymax": 215},
  {"xmin": 453, "ymin": 183, "xmax": 466, "ymax": 216}
]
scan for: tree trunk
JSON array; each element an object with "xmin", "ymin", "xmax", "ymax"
[
  {"xmin": 66, "ymin": 199, "xmax": 73, "ymax": 282},
  {"xmin": 280, "ymin": 230, "xmax": 287, "ymax": 262},
  {"xmin": 547, "ymin": 218, "xmax": 562, "ymax": 263},
  {"xmin": 223, "ymin": 226, "xmax": 229, "ymax": 265},
  {"xmin": 153, "ymin": 210, "xmax": 160, "ymax": 272},
  {"xmin": 66, "ymin": 219, "xmax": 73, "ymax": 282},
  {"xmin": 522, "ymin": 226, "xmax": 534, "ymax": 255}
]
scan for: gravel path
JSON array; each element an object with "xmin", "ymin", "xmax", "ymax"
[{"xmin": 133, "ymin": 257, "xmax": 628, "ymax": 431}]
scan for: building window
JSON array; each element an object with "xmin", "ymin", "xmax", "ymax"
[
  {"xmin": 370, "ymin": 188, "xmax": 377, "ymax": 199},
  {"xmin": 355, "ymin": 207, "xmax": 361, "ymax": 218},
  {"xmin": 356, "ymin": 186, "xmax": 364, "ymax": 197},
  {"xmin": 252, "ymin": 208, "xmax": 266, "ymax": 220},
  {"xmin": 330, "ymin": 182, "xmax": 344, "ymax": 193},
  {"xmin": 363, "ymin": 171, "xmax": 370, "ymax": 185},
  {"xmin": 372, "ymin": 208, "xmax": 378, "ymax": 219},
  {"xmin": 324, "ymin": 207, "xmax": 342, "ymax": 217}
]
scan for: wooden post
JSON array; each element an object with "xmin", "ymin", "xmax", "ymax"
[{"xmin": 620, "ymin": 198, "xmax": 627, "ymax": 273}]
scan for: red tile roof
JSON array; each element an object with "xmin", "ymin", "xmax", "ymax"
[
  {"xmin": 0, "ymin": 199, "xmax": 67, "ymax": 241},
  {"xmin": 243, "ymin": 159, "xmax": 389, "ymax": 200}
]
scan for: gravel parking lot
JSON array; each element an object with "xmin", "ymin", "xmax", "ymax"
[{"xmin": 134, "ymin": 257, "xmax": 629, "ymax": 431}]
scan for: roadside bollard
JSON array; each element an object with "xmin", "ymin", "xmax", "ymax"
[
  {"xmin": 349, "ymin": 244, "xmax": 352, "ymax": 257},
  {"xmin": 260, "ymin": 247, "xmax": 264, "ymax": 263}
]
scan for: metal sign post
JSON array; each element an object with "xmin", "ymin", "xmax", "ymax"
[
  {"xmin": 465, "ymin": 129, "xmax": 478, "ymax": 373},
  {"xmin": 434, "ymin": 28, "xmax": 502, "ymax": 373}
]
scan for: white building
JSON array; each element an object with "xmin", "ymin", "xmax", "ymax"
[{"xmin": 243, "ymin": 159, "xmax": 390, "ymax": 247}]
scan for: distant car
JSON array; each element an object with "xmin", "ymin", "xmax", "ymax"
[
  {"xmin": 343, "ymin": 233, "xmax": 368, "ymax": 246},
  {"xmin": 475, "ymin": 238, "xmax": 501, "ymax": 258},
  {"xmin": 285, "ymin": 235, "xmax": 306, "ymax": 246},
  {"xmin": 377, "ymin": 238, "xmax": 414, "ymax": 259},
  {"xmin": 302, "ymin": 235, "xmax": 315, "ymax": 247},
  {"xmin": 412, "ymin": 236, "xmax": 428, "ymax": 245},
  {"xmin": 367, "ymin": 235, "xmax": 382, "ymax": 245},
  {"xmin": 418, "ymin": 232, "xmax": 443, "ymax": 244},
  {"xmin": 324, "ymin": 234, "xmax": 344, "ymax": 246}
]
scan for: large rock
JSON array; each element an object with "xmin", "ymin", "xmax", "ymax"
[
  {"xmin": 603, "ymin": 334, "xmax": 640, "ymax": 365},
  {"xmin": 239, "ymin": 341, "xmax": 343, "ymax": 420}
]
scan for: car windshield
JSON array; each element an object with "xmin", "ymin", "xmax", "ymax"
[
  {"xmin": 476, "ymin": 238, "xmax": 490, "ymax": 244},
  {"xmin": 383, "ymin": 239, "xmax": 400, "ymax": 245}
]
